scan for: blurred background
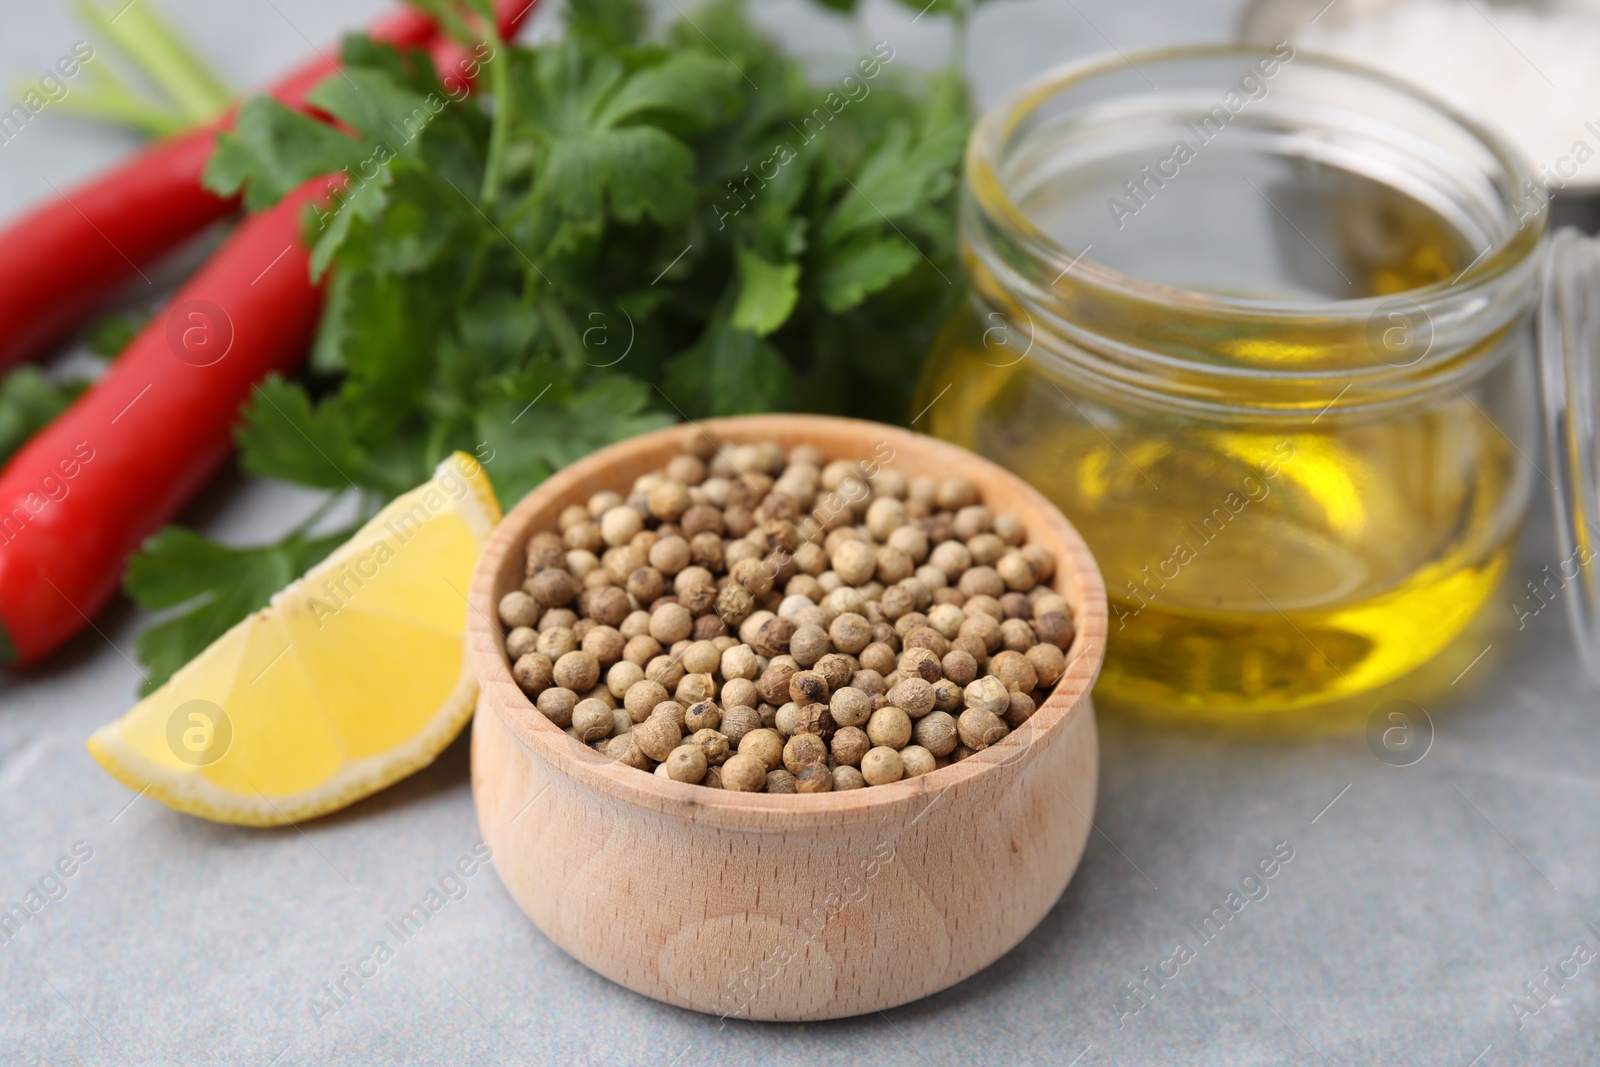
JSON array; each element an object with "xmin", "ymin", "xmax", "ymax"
[{"xmin": 3, "ymin": 1, "xmax": 1600, "ymax": 1065}]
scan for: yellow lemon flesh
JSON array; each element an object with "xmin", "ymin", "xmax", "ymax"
[{"xmin": 88, "ymin": 452, "xmax": 501, "ymax": 826}]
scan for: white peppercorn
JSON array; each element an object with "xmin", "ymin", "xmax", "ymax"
[
  {"xmin": 927, "ymin": 603, "xmax": 965, "ymax": 640},
  {"xmin": 990, "ymin": 650, "xmax": 1039, "ymax": 693},
  {"xmin": 796, "ymin": 763, "xmax": 834, "ymax": 793},
  {"xmin": 965, "ymin": 676, "xmax": 1010, "ymax": 716},
  {"xmin": 861, "ymin": 747, "xmax": 904, "ymax": 786},
  {"xmin": 604, "ymin": 733, "xmax": 651, "ymax": 770},
  {"xmin": 790, "ymin": 624, "xmax": 830, "ymax": 667},
  {"xmin": 646, "ymin": 654, "xmax": 686, "ymax": 690},
  {"xmin": 739, "ymin": 728, "xmax": 784, "ymax": 772},
  {"xmin": 788, "ymin": 670, "xmax": 829, "ymax": 706},
  {"xmin": 572, "ymin": 698, "xmax": 614, "ymax": 742},
  {"xmin": 1035, "ymin": 611, "xmax": 1075, "ymax": 649},
  {"xmin": 553, "ymin": 650, "xmax": 600, "ymax": 692},
  {"xmin": 830, "ymin": 687, "xmax": 872, "ymax": 728},
  {"xmin": 996, "ymin": 551, "xmax": 1038, "ymax": 593},
  {"xmin": 617, "ymin": 633, "xmax": 656, "ymax": 668},
  {"xmin": 566, "ymin": 549, "xmax": 600, "ymax": 579},
  {"xmin": 1027, "ymin": 643, "xmax": 1067, "ymax": 687},
  {"xmin": 664, "ymin": 744, "xmax": 708, "ymax": 783},
  {"xmin": 506, "ymin": 626, "xmax": 540, "ymax": 660},
  {"xmin": 606, "ymin": 660, "xmax": 644, "ymax": 699},
  {"xmin": 941, "ymin": 649, "xmax": 979, "ymax": 687},
  {"xmin": 685, "ymin": 700, "xmax": 721, "ymax": 732},
  {"xmin": 928, "ymin": 541, "xmax": 972, "ymax": 580},
  {"xmin": 833, "ymin": 765, "xmax": 867, "ymax": 790},
  {"xmin": 887, "ymin": 524, "xmax": 928, "ymax": 563},
  {"xmin": 688, "ymin": 728, "xmax": 730, "ymax": 765},
  {"xmin": 867, "ymin": 706, "xmax": 912, "ymax": 750},
  {"xmin": 720, "ymin": 704, "xmax": 761, "ymax": 745},
  {"xmin": 721, "ymin": 753, "xmax": 766, "ymax": 792},
  {"xmin": 827, "ymin": 612, "xmax": 872, "ymax": 655},
  {"xmin": 959, "ymin": 565, "xmax": 1006, "ymax": 600},
  {"xmin": 537, "ymin": 686, "xmax": 578, "ymax": 727},
  {"xmin": 774, "ymin": 702, "xmax": 802, "ymax": 737},
  {"xmin": 899, "ymin": 646, "xmax": 942, "ymax": 683},
  {"xmin": 600, "ymin": 505, "xmax": 643, "ymax": 547},
  {"xmin": 499, "ymin": 591, "xmax": 540, "ymax": 628},
  {"xmin": 957, "ymin": 707, "xmax": 1007, "ymax": 750},
  {"xmin": 675, "ymin": 672, "xmax": 717, "ymax": 705},
  {"xmin": 913, "ymin": 711, "xmax": 958, "ymax": 756},
  {"xmin": 582, "ymin": 625, "xmax": 625, "ymax": 667},
  {"xmin": 652, "ymin": 700, "xmax": 688, "ymax": 730},
  {"xmin": 887, "ymin": 677, "xmax": 936, "ymax": 718},
  {"xmin": 783, "ymin": 733, "xmax": 828, "ymax": 774},
  {"xmin": 632, "ymin": 713, "xmax": 683, "ymax": 762},
  {"xmin": 623, "ymin": 679, "xmax": 669, "ymax": 723},
  {"xmin": 931, "ymin": 678, "xmax": 963, "ymax": 713},
  {"xmin": 831, "ymin": 726, "xmax": 870, "ymax": 766},
  {"xmin": 513, "ymin": 653, "xmax": 554, "ymax": 696},
  {"xmin": 858, "ymin": 643, "xmax": 896, "ymax": 676},
  {"xmin": 535, "ymin": 626, "xmax": 576, "ymax": 661},
  {"xmin": 721, "ymin": 678, "xmax": 759, "ymax": 711},
  {"xmin": 999, "ymin": 618, "xmax": 1037, "ymax": 652},
  {"xmin": 832, "ymin": 541, "xmax": 876, "ymax": 585},
  {"xmin": 900, "ymin": 745, "xmax": 936, "ymax": 778},
  {"xmin": 1005, "ymin": 690, "xmax": 1036, "ymax": 729},
  {"xmin": 960, "ymin": 613, "xmax": 1003, "ymax": 654}
]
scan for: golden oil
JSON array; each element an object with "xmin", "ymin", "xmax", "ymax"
[
  {"xmin": 931, "ymin": 46, "xmax": 1548, "ymax": 714},
  {"xmin": 922, "ymin": 328, "xmax": 1520, "ymax": 711}
]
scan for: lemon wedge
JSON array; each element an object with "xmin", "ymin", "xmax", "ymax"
[{"xmin": 88, "ymin": 452, "xmax": 501, "ymax": 826}]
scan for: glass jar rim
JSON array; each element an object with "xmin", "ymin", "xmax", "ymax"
[{"xmin": 967, "ymin": 43, "xmax": 1548, "ymax": 326}]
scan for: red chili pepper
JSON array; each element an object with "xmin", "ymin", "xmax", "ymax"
[
  {"xmin": 0, "ymin": 183, "xmax": 324, "ymax": 666},
  {"xmin": 0, "ymin": 0, "xmax": 537, "ymax": 370},
  {"xmin": 0, "ymin": 2, "xmax": 540, "ymax": 666}
]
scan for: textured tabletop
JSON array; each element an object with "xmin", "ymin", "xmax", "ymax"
[{"xmin": 2, "ymin": 1, "xmax": 1596, "ymax": 1064}]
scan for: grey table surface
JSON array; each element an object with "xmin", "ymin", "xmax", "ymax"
[{"xmin": 1, "ymin": 1, "xmax": 1596, "ymax": 1064}]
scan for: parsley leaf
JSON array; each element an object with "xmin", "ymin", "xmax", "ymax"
[
  {"xmin": 813, "ymin": 233, "xmax": 921, "ymax": 312},
  {"xmin": 731, "ymin": 247, "xmax": 800, "ymax": 335},
  {"xmin": 664, "ymin": 309, "xmax": 797, "ymax": 416},
  {"xmin": 84, "ymin": 310, "xmax": 150, "ymax": 356},
  {"xmin": 205, "ymin": 98, "xmax": 367, "ymax": 209},
  {"xmin": 0, "ymin": 367, "xmax": 90, "ymax": 464},
  {"xmin": 475, "ymin": 374, "xmax": 673, "ymax": 503},
  {"xmin": 127, "ymin": 0, "xmax": 977, "ymax": 688},
  {"xmin": 236, "ymin": 377, "xmax": 366, "ymax": 491}
]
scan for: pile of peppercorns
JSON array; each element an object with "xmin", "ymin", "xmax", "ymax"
[{"xmin": 497, "ymin": 434, "xmax": 1076, "ymax": 793}]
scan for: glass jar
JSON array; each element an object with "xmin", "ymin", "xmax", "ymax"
[{"xmin": 918, "ymin": 46, "xmax": 1562, "ymax": 713}]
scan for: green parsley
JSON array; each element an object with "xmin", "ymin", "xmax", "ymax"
[{"xmin": 124, "ymin": 0, "xmax": 976, "ymax": 689}]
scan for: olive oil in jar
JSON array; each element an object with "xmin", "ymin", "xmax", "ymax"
[{"xmin": 923, "ymin": 157, "xmax": 1533, "ymax": 713}]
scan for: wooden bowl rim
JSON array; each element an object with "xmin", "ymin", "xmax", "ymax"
[{"xmin": 468, "ymin": 414, "xmax": 1107, "ymax": 826}]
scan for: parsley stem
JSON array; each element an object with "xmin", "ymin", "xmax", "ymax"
[
  {"xmin": 73, "ymin": 0, "xmax": 234, "ymax": 125},
  {"xmin": 480, "ymin": 33, "xmax": 513, "ymax": 205},
  {"xmin": 951, "ymin": 1, "xmax": 971, "ymax": 76},
  {"xmin": 460, "ymin": 244, "xmax": 490, "ymax": 302},
  {"xmin": 540, "ymin": 296, "xmax": 587, "ymax": 368},
  {"xmin": 290, "ymin": 491, "xmax": 350, "ymax": 539}
]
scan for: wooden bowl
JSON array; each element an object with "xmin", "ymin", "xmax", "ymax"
[{"xmin": 468, "ymin": 415, "xmax": 1107, "ymax": 1020}]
